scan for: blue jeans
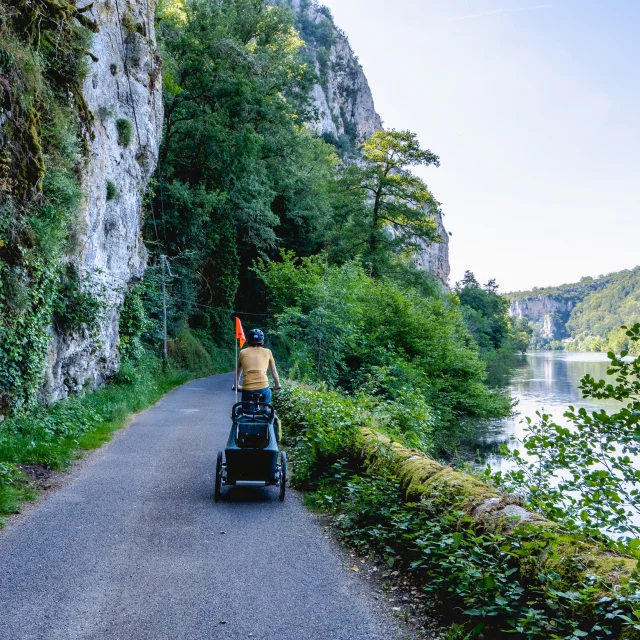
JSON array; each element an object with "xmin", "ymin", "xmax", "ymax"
[{"xmin": 241, "ymin": 387, "xmax": 272, "ymax": 405}]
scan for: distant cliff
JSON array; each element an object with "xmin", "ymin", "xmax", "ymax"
[
  {"xmin": 288, "ymin": 0, "xmax": 450, "ymax": 285},
  {"xmin": 509, "ymin": 296, "xmax": 574, "ymax": 340},
  {"xmin": 508, "ymin": 266, "xmax": 640, "ymax": 350}
]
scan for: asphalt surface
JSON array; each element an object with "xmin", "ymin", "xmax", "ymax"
[{"xmin": 0, "ymin": 374, "xmax": 404, "ymax": 640}]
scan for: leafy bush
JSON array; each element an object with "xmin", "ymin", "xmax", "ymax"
[
  {"xmin": 119, "ymin": 284, "xmax": 149, "ymax": 363},
  {"xmin": 260, "ymin": 253, "xmax": 511, "ymax": 450},
  {"xmin": 275, "ymin": 384, "xmax": 362, "ymax": 486},
  {"xmin": 317, "ymin": 471, "xmax": 640, "ymax": 639},
  {"xmin": 167, "ymin": 328, "xmax": 213, "ymax": 373},
  {"xmin": 106, "ymin": 180, "xmax": 118, "ymax": 201},
  {"xmin": 52, "ymin": 266, "xmax": 106, "ymax": 336},
  {"xmin": 493, "ymin": 324, "xmax": 640, "ymax": 540},
  {"xmin": 116, "ymin": 118, "xmax": 133, "ymax": 146},
  {"xmin": 275, "ymin": 384, "xmax": 640, "ymax": 639}
]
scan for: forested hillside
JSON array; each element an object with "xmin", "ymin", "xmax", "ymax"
[
  {"xmin": 509, "ymin": 266, "xmax": 640, "ymax": 352},
  {"xmin": 148, "ymin": 0, "xmax": 518, "ymax": 450},
  {"xmin": 0, "ymin": 0, "xmax": 520, "ymax": 452}
]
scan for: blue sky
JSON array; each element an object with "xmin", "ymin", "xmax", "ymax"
[{"xmin": 317, "ymin": 0, "xmax": 640, "ymax": 291}]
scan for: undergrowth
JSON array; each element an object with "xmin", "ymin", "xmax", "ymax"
[
  {"xmin": 275, "ymin": 384, "xmax": 640, "ymax": 640},
  {"xmin": 0, "ymin": 352, "xmax": 232, "ymax": 526}
]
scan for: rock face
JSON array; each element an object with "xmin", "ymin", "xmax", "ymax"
[
  {"xmin": 289, "ymin": 0, "xmax": 450, "ymax": 286},
  {"xmin": 289, "ymin": 0, "xmax": 382, "ymax": 143},
  {"xmin": 413, "ymin": 213, "xmax": 451, "ymax": 287},
  {"xmin": 509, "ymin": 296, "xmax": 575, "ymax": 339},
  {"xmin": 43, "ymin": 0, "xmax": 162, "ymax": 401}
]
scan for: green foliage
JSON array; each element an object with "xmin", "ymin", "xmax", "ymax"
[
  {"xmin": 510, "ymin": 316, "xmax": 534, "ymax": 354},
  {"xmin": 52, "ymin": 266, "xmax": 106, "ymax": 336},
  {"xmin": 119, "ymin": 284, "xmax": 149, "ymax": 363},
  {"xmin": 155, "ymin": 0, "xmax": 339, "ymax": 334},
  {"xmin": 167, "ymin": 327, "xmax": 213, "ymax": 373},
  {"xmin": 120, "ymin": 11, "xmax": 145, "ymax": 36},
  {"xmin": 456, "ymin": 271, "xmax": 510, "ymax": 352},
  {"xmin": 324, "ymin": 474, "xmax": 640, "ymax": 639},
  {"xmin": 116, "ymin": 118, "xmax": 133, "ymax": 146},
  {"xmin": 331, "ymin": 130, "xmax": 442, "ymax": 271},
  {"xmin": 259, "ymin": 253, "xmax": 510, "ymax": 448},
  {"xmin": 0, "ymin": 3, "xmax": 93, "ymax": 411},
  {"xmin": 275, "ymin": 384, "xmax": 362, "ymax": 486},
  {"xmin": 106, "ymin": 180, "xmax": 118, "ymax": 201},
  {"xmin": 510, "ymin": 266, "xmax": 640, "ymax": 353},
  {"xmin": 275, "ymin": 384, "xmax": 640, "ymax": 639},
  {"xmin": 455, "ymin": 271, "xmax": 530, "ymax": 386},
  {"xmin": 493, "ymin": 324, "xmax": 640, "ymax": 539}
]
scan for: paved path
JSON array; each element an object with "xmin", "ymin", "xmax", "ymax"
[{"xmin": 0, "ymin": 374, "xmax": 403, "ymax": 640}]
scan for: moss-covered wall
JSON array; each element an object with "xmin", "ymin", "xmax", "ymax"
[
  {"xmin": 0, "ymin": 1, "xmax": 97, "ymax": 411},
  {"xmin": 354, "ymin": 428, "xmax": 638, "ymax": 591}
]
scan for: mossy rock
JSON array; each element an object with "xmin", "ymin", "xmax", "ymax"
[{"xmin": 353, "ymin": 425, "xmax": 639, "ymax": 592}]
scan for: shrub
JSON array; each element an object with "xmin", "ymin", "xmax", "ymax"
[
  {"xmin": 106, "ymin": 180, "xmax": 118, "ymax": 201},
  {"xmin": 119, "ymin": 284, "xmax": 148, "ymax": 363},
  {"xmin": 275, "ymin": 385, "xmax": 640, "ymax": 639},
  {"xmin": 116, "ymin": 118, "xmax": 133, "ymax": 146},
  {"xmin": 52, "ymin": 266, "xmax": 106, "ymax": 336},
  {"xmin": 167, "ymin": 327, "xmax": 213, "ymax": 373},
  {"xmin": 258, "ymin": 253, "xmax": 512, "ymax": 450}
]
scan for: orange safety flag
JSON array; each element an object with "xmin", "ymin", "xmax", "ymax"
[{"xmin": 235, "ymin": 317, "xmax": 246, "ymax": 348}]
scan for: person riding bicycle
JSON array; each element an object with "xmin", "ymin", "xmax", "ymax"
[{"xmin": 233, "ymin": 329, "xmax": 281, "ymax": 404}]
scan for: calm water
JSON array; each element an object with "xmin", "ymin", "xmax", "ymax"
[{"xmin": 479, "ymin": 351, "xmax": 623, "ymax": 471}]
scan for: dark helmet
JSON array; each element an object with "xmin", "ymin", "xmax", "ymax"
[{"xmin": 247, "ymin": 328, "xmax": 265, "ymax": 346}]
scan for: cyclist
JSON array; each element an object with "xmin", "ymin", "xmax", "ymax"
[{"xmin": 233, "ymin": 329, "xmax": 281, "ymax": 404}]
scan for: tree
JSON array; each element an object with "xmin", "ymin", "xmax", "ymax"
[
  {"xmin": 456, "ymin": 273, "xmax": 510, "ymax": 351},
  {"xmin": 484, "ymin": 278, "xmax": 499, "ymax": 294},
  {"xmin": 153, "ymin": 0, "xmax": 338, "ymax": 334},
  {"xmin": 495, "ymin": 324, "xmax": 640, "ymax": 538},
  {"xmin": 510, "ymin": 317, "xmax": 533, "ymax": 354},
  {"xmin": 334, "ymin": 130, "xmax": 442, "ymax": 268}
]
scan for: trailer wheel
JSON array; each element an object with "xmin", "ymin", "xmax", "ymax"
[
  {"xmin": 279, "ymin": 451, "xmax": 287, "ymax": 502},
  {"xmin": 214, "ymin": 451, "xmax": 223, "ymax": 503}
]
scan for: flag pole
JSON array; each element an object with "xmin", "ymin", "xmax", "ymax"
[{"xmin": 235, "ymin": 334, "xmax": 238, "ymax": 405}]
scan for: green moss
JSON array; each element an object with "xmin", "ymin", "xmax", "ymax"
[
  {"xmin": 116, "ymin": 118, "xmax": 133, "ymax": 146},
  {"xmin": 121, "ymin": 12, "xmax": 146, "ymax": 37}
]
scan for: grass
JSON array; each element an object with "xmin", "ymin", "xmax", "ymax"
[{"xmin": 0, "ymin": 353, "xmax": 232, "ymax": 527}]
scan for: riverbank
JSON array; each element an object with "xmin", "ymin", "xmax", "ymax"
[
  {"xmin": 274, "ymin": 383, "xmax": 640, "ymax": 638},
  {"xmin": 474, "ymin": 351, "xmax": 626, "ymax": 471}
]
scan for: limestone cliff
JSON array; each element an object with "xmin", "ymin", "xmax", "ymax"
[
  {"xmin": 288, "ymin": 0, "xmax": 381, "ymax": 145},
  {"xmin": 412, "ymin": 215, "xmax": 451, "ymax": 286},
  {"xmin": 44, "ymin": 0, "xmax": 162, "ymax": 401},
  {"xmin": 289, "ymin": 0, "xmax": 450, "ymax": 285},
  {"xmin": 509, "ymin": 296, "xmax": 574, "ymax": 340}
]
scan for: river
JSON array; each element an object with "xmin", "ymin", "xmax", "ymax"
[{"xmin": 478, "ymin": 351, "xmax": 624, "ymax": 471}]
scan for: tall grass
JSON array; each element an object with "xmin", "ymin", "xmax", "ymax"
[{"xmin": 0, "ymin": 349, "xmax": 232, "ymax": 525}]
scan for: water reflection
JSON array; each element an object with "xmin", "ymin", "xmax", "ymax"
[{"xmin": 477, "ymin": 352, "xmax": 622, "ymax": 471}]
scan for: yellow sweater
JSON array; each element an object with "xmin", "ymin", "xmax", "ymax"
[{"xmin": 238, "ymin": 347, "xmax": 274, "ymax": 390}]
